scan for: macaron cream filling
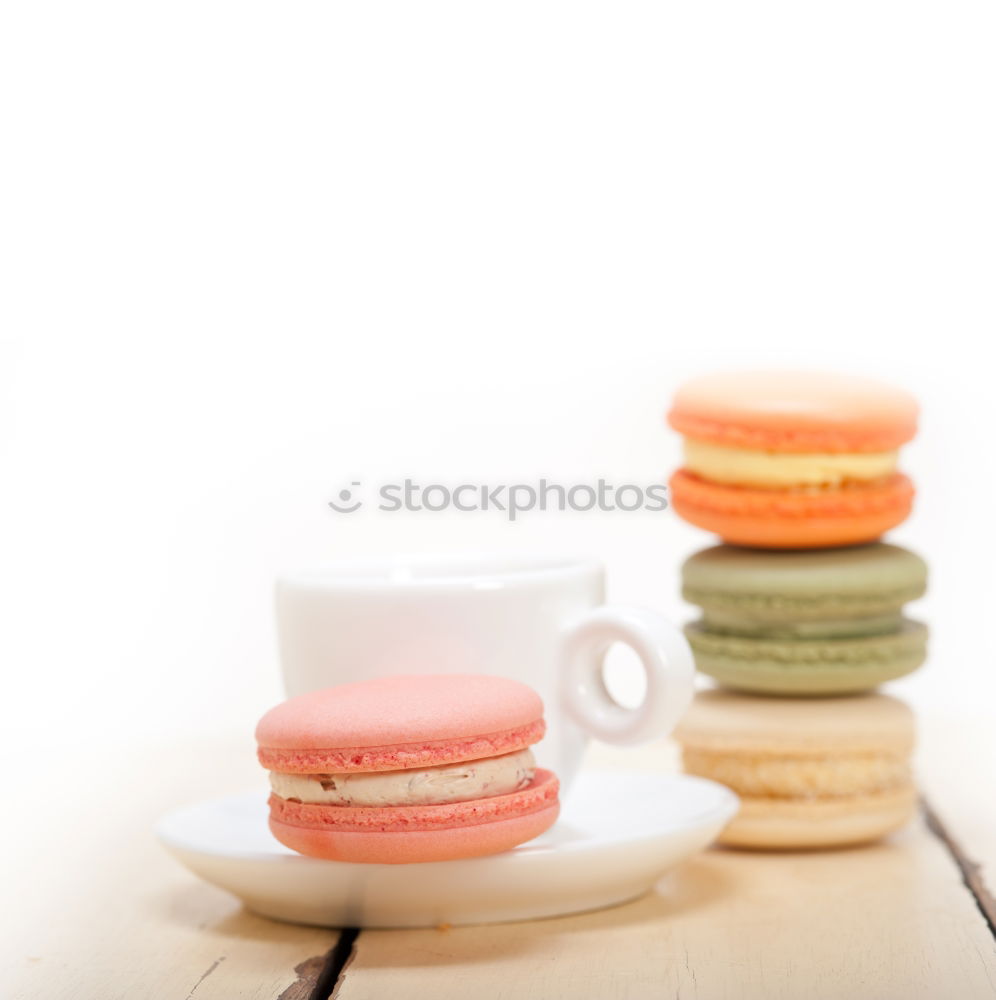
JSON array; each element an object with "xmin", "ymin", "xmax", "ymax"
[
  {"xmin": 682, "ymin": 749, "xmax": 911, "ymax": 800},
  {"xmin": 270, "ymin": 748, "xmax": 536, "ymax": 808},
  {"xmin": 693, "ymin": 611, "xmax": 905, "ymax": 639},
  {"xmin": 682, "ymin": 439, "xmax": 899, "ymax": 489}
]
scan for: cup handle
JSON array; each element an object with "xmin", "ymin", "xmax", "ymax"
[{"xmin": 559, "ymin": 606, "xmax": 695, "ymax": 745}]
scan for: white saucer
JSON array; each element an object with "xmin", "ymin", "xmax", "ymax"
[{"xmin": 156, "ymin": 770, "xmax": 737, "ymax": 928}]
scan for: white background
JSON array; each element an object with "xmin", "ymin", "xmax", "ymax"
[{"xmin": 2, "ymin": 3, "xmax": 994, "ymax": 771}]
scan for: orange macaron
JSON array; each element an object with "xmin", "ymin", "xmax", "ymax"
[{"xmin": 667, "ymin": 372, "xmax": 918, "ymax": 549}]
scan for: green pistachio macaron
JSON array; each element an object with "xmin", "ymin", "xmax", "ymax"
[{"xmin": 681, "ymin": 543, "xmax": 928, "ymax": 695}]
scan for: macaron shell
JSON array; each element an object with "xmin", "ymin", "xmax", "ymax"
[
  {"xmin": 685, "ymin": 619, "xmax": 927, "ymax": 696},
  {"xmin": 681, "ymin": 542, "xmax": 928, "ymax": 624},
  {"xmin": 675, "ymin": 690, "xmax": 915, "ymax": 755},
  {"xmin": 268, "ymin": 770, "xmax": 560, "ymax": 863},
  {"xmin": 668, "ymin": 371, "xmax": 919, "ymax": 453},
  {"xmin": 258, "ymin": 719, "xmax": 545, "ymax": 775},
  {"xmin": 716, "ymin": 786, "xmax": 917, "ymax": 849},
  {"xmin": 269, "ymin": 804, "xmax": 560, "ymax": 864},
  {"xmin": 669, "ymin": 470, "xmax": 914, "ymax": 549},
  {"xmin": 257, "ymin": 674, "xmax": 545, "ymax": 773}
]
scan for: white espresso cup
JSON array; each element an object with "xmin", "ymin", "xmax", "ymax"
[{"xmin": 275, "ymin": 555, "xmax": 694, "ymax": 789}]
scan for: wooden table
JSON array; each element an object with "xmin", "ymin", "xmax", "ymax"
[{"xmin": 5, "ymin": 717, "xmax": 995, "ymax": 999}]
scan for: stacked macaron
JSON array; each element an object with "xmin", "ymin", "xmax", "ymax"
[
  {"xmin": 675, "ymin": 691, "xmax": 917, "ymax": 849},
  {"xmin": 666, "ymin": 371, "xmax": 927, "ymax": 849},
  {"xmin": 681, "ymin": 543, "xmax": 927, "ymax": 696},
  {"xmin": 668, "ymin": 371, "xmax": 918, "ymax": 549},
  {"xmin": 256, "ymin": 674, "xmax": 560, "ymax": 864}
]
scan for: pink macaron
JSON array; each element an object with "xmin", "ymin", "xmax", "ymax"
[{"xmin": 256, "ymin": 674, "xmax": 560, "ymax": 864}]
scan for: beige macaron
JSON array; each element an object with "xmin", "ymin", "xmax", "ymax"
[{"xmin": 675, "ymin": 690, "xmax": 917, "ymax": 849}]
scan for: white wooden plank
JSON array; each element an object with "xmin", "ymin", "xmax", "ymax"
[
  {"xmin": 337, "ymin": 728, "xmax": 996, "ymax": 1000},
  {"xmin": 2, "ymin": 737, "xmax": 338, "ymax": 1000},
  {"xmin": 918, "ymin": 713, "xmax": 996, "ymax": 927}
]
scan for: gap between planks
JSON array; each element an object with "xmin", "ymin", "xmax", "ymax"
[
  {"xmin": 270, "ymin": 932, "xmax": 358, "ymax": 1000},
  {"xmin": 315, "ymin": 928, "xmax": 359, "ymax": 1000},
  {"xmin": 924, "ymin": 797, "xmax": 996, "ymax": 937}
]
